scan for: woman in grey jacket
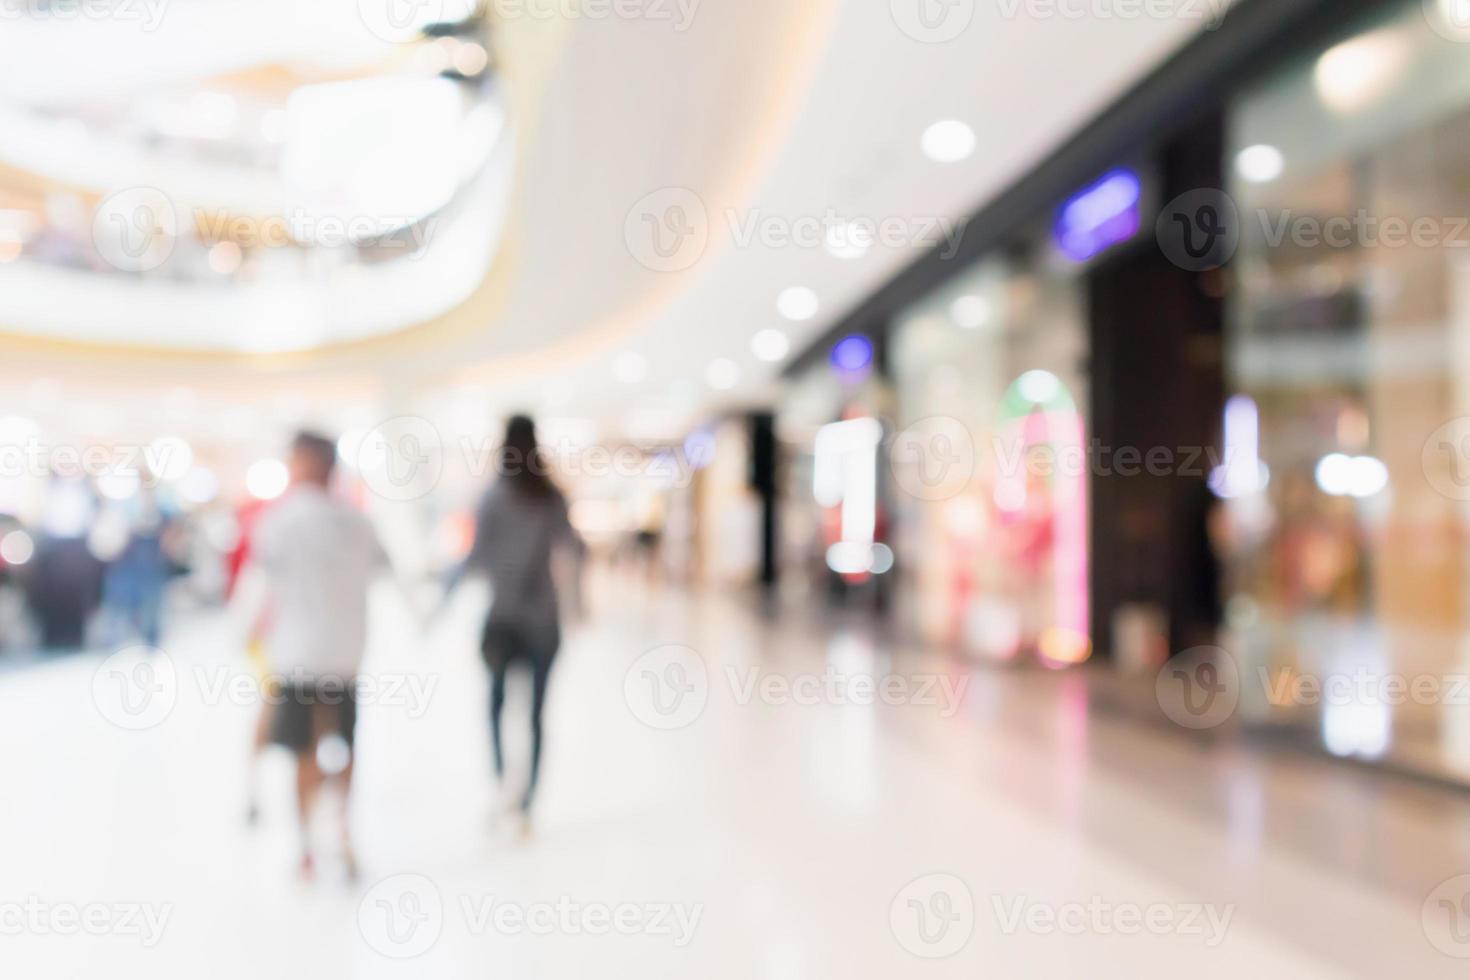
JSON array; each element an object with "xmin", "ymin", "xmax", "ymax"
[{"xmin": 461, "ymin": 415, "xmax": 584, "ymax": 828}]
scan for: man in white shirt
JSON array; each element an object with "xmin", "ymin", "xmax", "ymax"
[{"xmin": 251, "ymin": 431, "xmax": 389, "ymax": 880}]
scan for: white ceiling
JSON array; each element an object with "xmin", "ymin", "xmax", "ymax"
[
  {"xmin": 427, "ymin": 0, "xmax": 1219, "ymax": 431},
  {"xmin": 0, "ymin": 1, "xmax": 1221, "ymax": 438}
]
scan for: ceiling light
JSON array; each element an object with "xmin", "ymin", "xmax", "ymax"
[
  {"xmin": 1314, "ymin": 29, "xmax": 1410, "ymax": 114},
  {"xmin": 1428, "ymin": 0, "xmax": 1470, "ymax": 41},
  {"xmin": 777, "ymin": 286, "xmax": 819, "ymax": 322},
  {"xmin": 246, "ymin": 459, "xmax": 289, "ymax": 501},
  {"xmin": 949, "ymin": 294, "xmax": 991, "ymax": 329},
  {"xmin": 1236, "ymin": 144, "xmax": 1285, "ymax": 184},
  {"xmin": 922, "ymin": 120, "xmax": 976, "ymax": 163},
  {"xmin": 824, "ymin": 222, "xmax": 874, "ymax": 260},
  {"xmin": 614, "ymin": 352, "xmax": 649, "ymax": 384},
  {"xmin": 751, "ymin": 329, "xmax": 791, "ymax": 362},
  {"xmin": 706, "ymin": 358, "xmax": 741, "ymax": 390}
]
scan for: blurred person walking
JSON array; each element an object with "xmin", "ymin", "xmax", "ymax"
[
  {"xmin": 97, "ymin": 484, "xmax": 179, "ymax": 649},
  {"xmin": 25, "ymin": 478, "xmax": 105, "ymax": 651},
  {"xmin": 231, "ymin": 494, "xmax": 277, "ymax": 826},
  {"xmin": 248, "ymin": 431, "xmax": 391, "ymax": 879},
  {"xmin": 453, "ymin": 415, "xmax": 583, "ymax": 835}
]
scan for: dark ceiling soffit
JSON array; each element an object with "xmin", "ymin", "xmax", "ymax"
[{"xmin": 783, "ymin": 0, "xmax": 1384, "ymax": 377}]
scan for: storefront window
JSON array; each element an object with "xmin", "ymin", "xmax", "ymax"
[
  {"xmin": 1227, "ymin": 0, "xmax": 1470, "ymax": 772},
  {"xmin": 776, "ymin": 358, "xmax": 896, "ymax": 605},
  {"xmin": 891, "ymin": 246, "xmax": 1089, "ymax": 666}
]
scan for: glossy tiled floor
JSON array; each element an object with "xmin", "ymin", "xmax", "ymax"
[{"xmin": 4, "ymin": 577, "xmax": 1470, "ymax": 978}]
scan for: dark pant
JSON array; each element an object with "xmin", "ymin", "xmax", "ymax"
[
  {"xmin": 266, "ymin": 678, "xmax": 358, "ymax": 753},
  {"xmin": 481, "ymin": 619, "xmax": 559, "ymax": 811}
]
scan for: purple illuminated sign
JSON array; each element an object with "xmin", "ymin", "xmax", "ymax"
[
  {"xmin": 1054, "ymin": 168, "xmax": 1141, "ymax": 262},
  {"xmin": 831, "ymin": 335, "xmax": 874, "ymax": 374}
]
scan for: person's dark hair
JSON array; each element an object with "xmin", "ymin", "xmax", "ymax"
[
  {"xmin": 292, "ymin": 430, "xmax": 338, "ymax": 483},
  {"xmin": 499, "ymin": 414, "xmax": 555, "ymax": 497}
]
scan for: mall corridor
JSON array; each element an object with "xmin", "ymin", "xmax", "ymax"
[
  {"xmin": 10, "ymin": 0, "xmax": 1470, "ymax": 975},
  {"xmin": 1, "ymin": 577, "xmax": 1467, "ymax": 978}
]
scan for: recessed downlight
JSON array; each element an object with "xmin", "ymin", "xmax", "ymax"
[
  {"xmin": 922, "ymin": 120, "xmax": 976, "ymax": 163},
  {"xmin": 751, "ymin": 329, "xmax": 791, "ymax": 362},
  {"xmin": 777, "ymin": 287, "xmax": 819, "ymax": 322}
]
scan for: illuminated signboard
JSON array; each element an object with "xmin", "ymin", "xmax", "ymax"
[{"xmin": 1054, "ymin": 168, "xmax": 1141, "ymax": 262}]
